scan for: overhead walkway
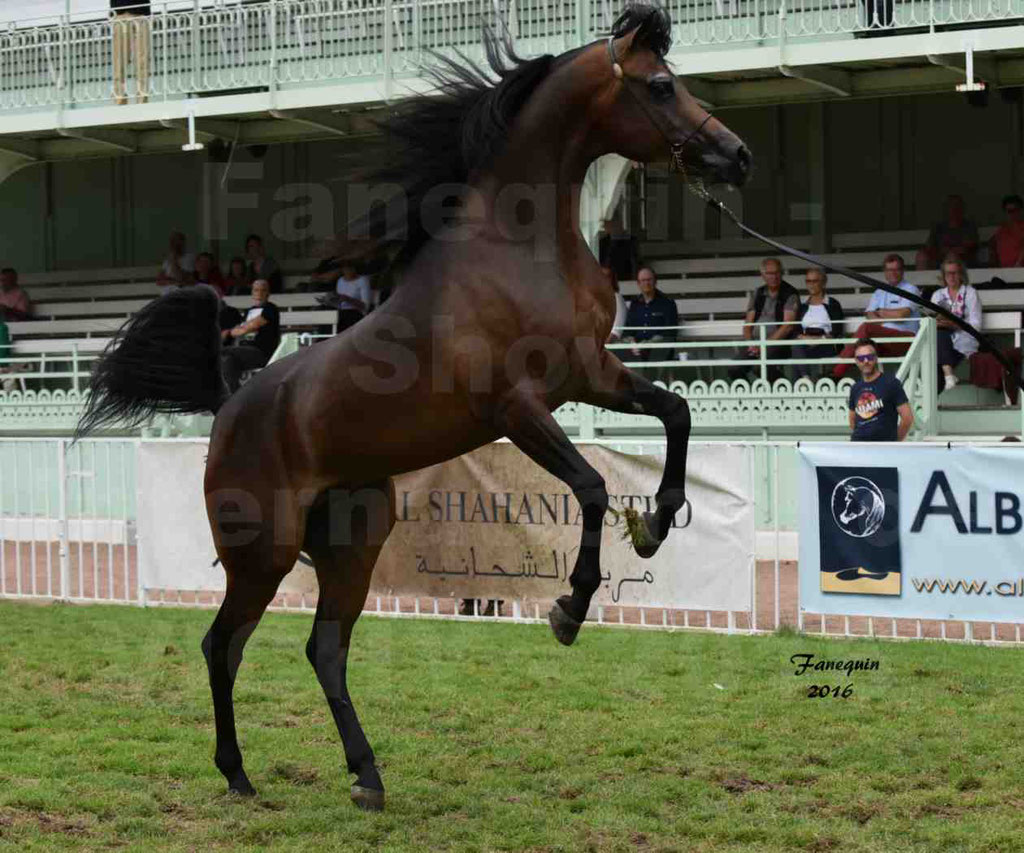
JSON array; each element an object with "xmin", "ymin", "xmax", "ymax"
[{"xmin": 1, "ymin": 0, "xmax": 1024, "ymax": 162}]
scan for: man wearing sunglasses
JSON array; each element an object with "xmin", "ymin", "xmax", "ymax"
[{"xmin": 848, "ymin": 339, "xmax": 914, "ymax": 442}]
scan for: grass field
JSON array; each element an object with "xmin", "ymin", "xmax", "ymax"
[{"xmin": 3, "ymin": 602, "xmax": 1024, "ymax": 852}]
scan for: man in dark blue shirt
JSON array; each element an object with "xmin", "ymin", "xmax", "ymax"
[
  {"xmin": 848, "ymin": 338, "xmax": 914, "ymax": 442},
  {"xmin": 623, "ymin": 267, "xmax": 679, "ymax": 364}
]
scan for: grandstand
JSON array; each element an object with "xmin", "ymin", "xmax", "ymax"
[{"xmin": 0, "ymin": 0, "xmax": 1021, "ymax": 441}]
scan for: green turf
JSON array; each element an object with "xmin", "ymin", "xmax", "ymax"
[{"xmin": 2, "ymin": 601, "xmax": 1024, "ymax": 852}]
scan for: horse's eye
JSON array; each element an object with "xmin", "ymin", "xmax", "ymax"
[{"xmin": 648, "ymin": 79, "xmax": 674, "ymax": 102}]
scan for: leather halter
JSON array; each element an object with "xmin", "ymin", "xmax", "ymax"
[{"xmin": 605, "ymin": 35, "xmax": 712, "ymax": 173}]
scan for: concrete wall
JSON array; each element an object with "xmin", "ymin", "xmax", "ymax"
[
  {"xmin": 647, "ymin": 90, "xmax": 1024, "ymax": 242},
  {"xmin": 0, "ymin": 138, "xmax": 376, "ymax": 273},
  {"xmin": 1, "ymin": 90, "xmax": 1021, "ymax": 272}
]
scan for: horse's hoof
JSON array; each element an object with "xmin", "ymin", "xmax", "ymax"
[
  {"xmin": 351, "ymin": 785, "xmax": 386, "ymax": 811},
  {"xmin": 228, "ymin": 779, "xmax": 257, "ymax": 797},
  {"xmin": 634, "ymin": 511, "xmax": 662, "ymax": 559},
  {"xmin": 548, "ymin": 598, "xmax": 582, "ymax": 646}
]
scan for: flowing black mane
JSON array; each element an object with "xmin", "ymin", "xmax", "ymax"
[{"xmin": 336, "ymin": 3, "xmax": 672, "ymax": 271}]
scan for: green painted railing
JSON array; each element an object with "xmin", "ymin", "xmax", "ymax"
[
  {"xmin": 1, "ymin": 0, "xmax": 1022, "ymax": 113},
  {"xmin": 0, "ymin": 318, "xmax": 1010, "ymax": 441}
]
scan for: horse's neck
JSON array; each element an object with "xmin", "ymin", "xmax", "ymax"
[{"xmin": 475, "ymin": 125, "xmax": 598, "ymax": 284}]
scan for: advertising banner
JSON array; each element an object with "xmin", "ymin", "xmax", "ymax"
[
  {"xmin": 138, "ymin": 441, "xmax": 755, "ymax": 611},
  {"xmin": 799, "ymin": 443, "xmax": 1024, "ymax": 620},
  {"xmin": 372, "ymin": 442, "xmax": 754, "ymax": 611}
]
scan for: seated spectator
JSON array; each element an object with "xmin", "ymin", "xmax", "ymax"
[
  {"xmin": 623, "ymin": 267, "xmax": 678, "ymax": 364},
  {"xmin": 931, "ymin": 254, "xmax": 982, "ymax": 393},
  {"xmin": 215, "ymin": 289, "xmax": 243, "ymax": 343},
  {"xmin": 245, "ymin": 234, "xmax": 283, "ymax": 294},
  {"xmin": 334, "ymin": 262, "xmax": 372, "ymax": 333},
  {"xmin": 194, "ymin": 252, "xmax": 225, "ymax": 296},
  {"xmin": 602, "ymin": 265, "xmax": 627, "ymax": 343},
  {"xmin": 220, "ymin": 279, "xmax": 281, "ymax": 392},
  {"xmin": 0, "ymin": 268, "xmax": 33, "ymax": 320},
  {"xmin": 156, "ymin": 231, "xmax": 195, "ymax": 290},
  {"xmin": 833, "ymin": 253, "xmax": 920, "ymax": 380},
  {"xmin": 299, "ymin": 255, "xmax": 345, "ymax": 293},
  {"xmin": 916, "ymin": 195, "xmax": 978, "ymax": 270},
  {"xmin": 597, "ymin": 218, "xmax": 639, "ymax": 282},
  {"xmin": 988, "ymin": 194, "xmax": 1024, "ymax": 268},
  {"xmin": 728, "ymin": 257, "xmax": 798, "ymax": 383},
  {"xmin": 793, "ymin": 267, "xmax": 844, "ymax": 379},
  {"xmin": 222, "ymin": 257, "xmax": 249, "ymax": 297}
]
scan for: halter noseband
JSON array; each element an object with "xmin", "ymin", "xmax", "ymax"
[{"xmin": 605, "ymin": 34, "xmax": 712, "ymax": 173}]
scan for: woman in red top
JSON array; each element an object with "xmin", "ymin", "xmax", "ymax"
[
  {"xmin": 222, "ymin": 257, "xmax": 249, "ymax": 297},
  {"xmin": 989, "ymin": 194, "xmax": 1024, "ymax": 268},
  {"xmin": 194, "ymin": 252, "xmax": 226, "ymax": 297}
]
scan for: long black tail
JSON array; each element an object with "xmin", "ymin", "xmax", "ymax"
[{"xmin": 75, "ymin": 286, "xmax": 228, "ymax": 438}]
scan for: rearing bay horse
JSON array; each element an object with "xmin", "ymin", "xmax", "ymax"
[{"xmin": 77, "ymin": 4, "xmax": 749, "ymax": 810}]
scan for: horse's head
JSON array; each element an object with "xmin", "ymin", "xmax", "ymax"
[
  {"xmin": 592, "ymin": 5, "xmax": 750, "ymax": 187},
  {"xmin": 839, "ymin": 487, "xmax": 867, "ymax": 525}
]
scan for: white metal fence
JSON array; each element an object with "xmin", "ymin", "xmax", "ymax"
[
  {"xmin": 2, "ymin": 436, "xmax": 1023, "ymax": 646},
  {"xmin": 1, "ymin": 0, "xmax": 1022, "ymax": 110},
  {"xmin": 0, "ymin": 438, "xmax": 138, "ymax": 604}
]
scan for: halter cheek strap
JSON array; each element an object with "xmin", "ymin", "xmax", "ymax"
[{"xmin": 606, "ymin": 34, "xmax": 712, "ymax": 173}]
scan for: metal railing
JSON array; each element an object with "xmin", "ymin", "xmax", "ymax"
[
  {"xmin": 0, "ymin": 316, "xmax": 1009, "ymax": 440},
  {"xmin": 0, "ymin": 437, "xmax": 138, "ymax": 604},
  {"xmin": 1, "ymin": 0, "xmax": 1022, "ymax": 112}
]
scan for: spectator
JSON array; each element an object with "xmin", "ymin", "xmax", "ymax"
[
  {"xmin": 597, "ymin": 218, "xmax": 639, "ymax": 283},
  {"xmin": 111, "ymin": 1, "xmax": 150, "ymax": 105},
  {"xmin": 297, "ymin": 254, "xmax": 345, "ymax": 293},
  {"xmin": 245, "ymin": 234, "xmax": 283, "ymax": 294},
  {"xmin": 848, "ymin": 338, "xmax": 914, "ymax": 441},
  {"xmin": 156, "ymin": 231, "xmax": 195, "ymax": 290},
  {"xmin": 0, "ymin": 311, "xmax": 15, "ymax": 392},
  {"xmin": 623, "ymin": 267, "xmax": 678, "ymax": 364},
  {"xmin": 194, "ymin": 252, "xmax": 225, "ymax": 296},
  {"xmin": 793, "ymin": 267, "xmax": 844, "ymax": 379},
  {"xmin": 223, "ymin": 257, "xmax": 248, "ymax": 297},
  {"xmin": 988, "ymin": 194, "xmax": 1024, "ymax": 269},
  {"xmin": 220, "ymin": 279, "xmax": 281, "ymax": 392},
  {"xmin": 335, "ymin": 262, "xmax": 372, "ymax": 333},
  {"xmin": 833, "ymin": 253, "xmax": 920, "ymax": 380},
  {"xmin": 0, "ymin": 268, "xmax": 33, "ymax": 321},
  {"xmin": 728, "ymin": 257, "xmax": 798, "ymax": 383},
  {"xmin": 931, "ymin": 254, "xmax": 982, "ymax": 393},
  {"xmin": 602, "ymin": 265, "xmax": 628, "ymax": 343},
  {"xmin": 916, "ymin": 195, "xmax": 978, "ymax": 270}
]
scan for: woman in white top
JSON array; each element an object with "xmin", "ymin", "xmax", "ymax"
[
  {"xmin": 793, "ymin": 267, "xmax": 844, "ymax": 379},
  {"xmin": 335, "ymin": 262, "xmax": 372, "ymax": 333},
  {"xmin": 931, "ymin": 253, "xmax": 982, "ymax": 392}
]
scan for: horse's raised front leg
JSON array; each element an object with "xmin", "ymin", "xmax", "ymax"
[
  {"xmin": 494, "ymin": 386, "xmax": 608, "ymax": 646},
  {"xmin": 575, "ymin": 350, "xmax": 691, "ymax": 558}
]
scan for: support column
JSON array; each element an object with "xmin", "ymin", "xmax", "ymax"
[{"xmin": 580, "ymin": 154, "xmax": 630, "ymax": 253}]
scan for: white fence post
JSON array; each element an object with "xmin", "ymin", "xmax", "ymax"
[{"xmin": 56, "ymin": 439, "xmax": 70, "ymax": 601}]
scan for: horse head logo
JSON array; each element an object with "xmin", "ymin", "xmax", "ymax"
[{"xmin": 830, "ymin": 477, "xmax": 885, "ymax": 539}]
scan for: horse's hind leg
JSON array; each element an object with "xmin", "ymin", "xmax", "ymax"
[
  {"xmin": 495, "ymin": 389, "xmax": 608, "ymax": 646},
  {"xmin": 303, "ymin": 481, "xmax": 395, "ymax": 811},
  {"xmin": 576, "ymin": 352, "xmax": 691, "ymax": 557},
  {"xmin": 200, "ymin": 575, "xmax": 281, "ymax": 796}
]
